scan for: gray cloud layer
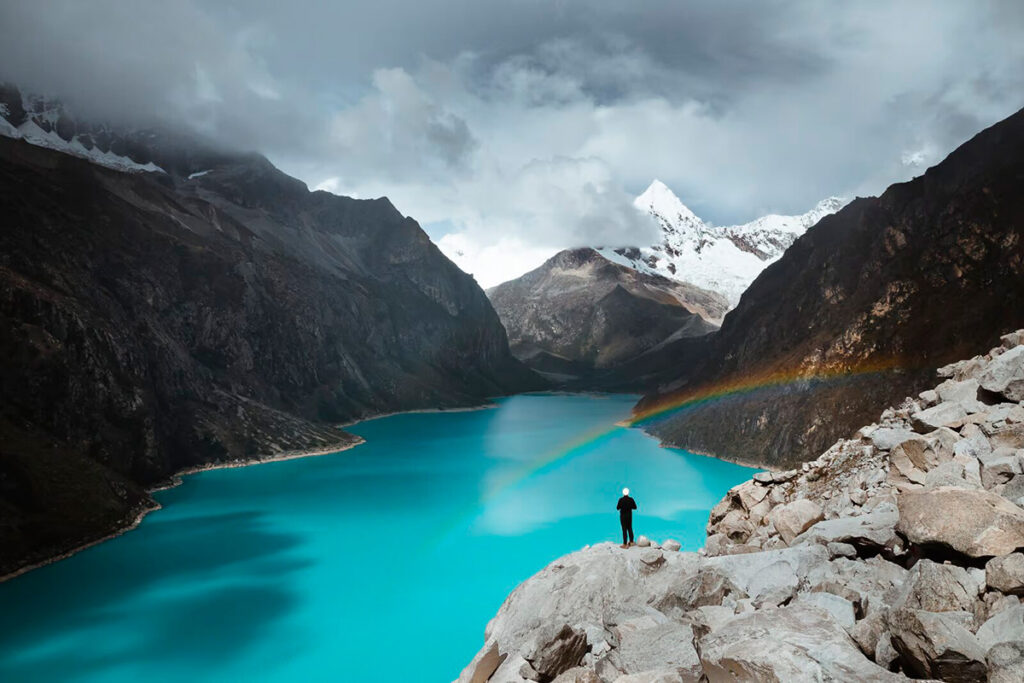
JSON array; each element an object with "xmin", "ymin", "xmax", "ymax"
[{"xmin": 2, "ymin": 1, "xmax": 1022, "ymax": 284}]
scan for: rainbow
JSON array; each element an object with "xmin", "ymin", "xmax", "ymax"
[
  {"xmin": 423, "ymin": 357, "xmax": 915, "ymax": 547},
  {"xmin": 422, "ymin": 421, "xmax": 622, "ymax": 549},
  {"xmin": 628, "ymin": 356, "xmax": 913, "ymax": 427},
  {"xmin": 495, "ymin": 357, "xmax": 918, "ymax": 495}
]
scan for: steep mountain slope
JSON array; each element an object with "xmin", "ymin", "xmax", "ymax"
[
  {"xmin": 488, "ymin": 248, "xmax": 725, "ymax": 389},
  {"xmin": 599, "ymin": 181, "xmax": 845, "ymax": 305},
  {"xmin": 0, "ymin": 122, "xmax": 538, "ymax": 575},
  {"xmin": 637, "ymin": 106, "xmax": 1024, "ymax": 468}
]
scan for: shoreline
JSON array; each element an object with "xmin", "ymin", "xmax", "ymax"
[
  {"xmin": 656, "ymin": 441, "xmax": 767, "ymax": 470},
  {"xmin": 1, "ymin": 394, "xmax": 742, "ymax": 583},
  {"xmin": 2, "ymin": 397, "xmax": 509, "ymax": 582},
  {"xmin": 147, "ymin": 437, "xmax": 366, "ymax": 491},
  {"xmin": 1, "ymin": 395, "xmax": 506, "ymax": 583},
  {"xmin": 337, "ymin": 402, "xmax": 497, "ymax": 427},
  {"xmin": 0, "ymin": 436, "xmax": 365, "ymax": 584},
  {"xmin": 625, "ymin": 420, "xmax": 768, "ymax": 470},
  {"xmin": 0, "ymin": 500, "xmax": 161, "ymax": 584}
]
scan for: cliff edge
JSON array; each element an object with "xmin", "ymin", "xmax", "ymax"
[{"xmin": 460, "ymin": 330, "xmax": 1024, "ymax": 682}]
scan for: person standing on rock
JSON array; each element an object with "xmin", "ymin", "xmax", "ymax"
[{"xmin": 617, "ymin": 488, "xmax": 637, "ymax": 548}]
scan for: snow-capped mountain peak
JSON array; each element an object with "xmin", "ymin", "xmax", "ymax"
[
  {"xmin": 635, "ymin": 179, "xmax": 703, "ymax": 227},
  {"xmin": 634, "ymin": 180, "xmax": 711, "ymax": 250},
  {"xmin": 600, "ymin": 181, "xmax": 848, "ymax": 307}
]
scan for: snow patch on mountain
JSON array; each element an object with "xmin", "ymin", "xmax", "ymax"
[
  {"xmin": 599, "ymin": 180, "xmax": 846, "ymax": 306},
  {"xmin": 1, "ymin": 118, "xmax": 165, "ymax": 174},
  {"xmin": 0, "ymin": 91, "xmax": 164, "ymax": 174}
]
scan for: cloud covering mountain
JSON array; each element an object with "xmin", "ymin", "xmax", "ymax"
[{"xmin": 2, "ymin": 1, "xmax": 1022, "ymax": 285}]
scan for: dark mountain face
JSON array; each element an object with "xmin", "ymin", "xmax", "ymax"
[
  {"xmin": 0, "ymin": 132, "xmax": 539, "ymax": 576},
  {"xmin": 488, "ymin": 248, "xmax": 726, "ymax": 390},
  {"xmin": 637, "ymin": 106, "xmax": 1024, "ymax": 468}
]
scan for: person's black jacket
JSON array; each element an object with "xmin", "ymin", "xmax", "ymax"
[{"xmin": 617, "ymin": 495, "xmax": 637, "ymax": 522}]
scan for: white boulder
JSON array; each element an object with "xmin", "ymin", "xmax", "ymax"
[
  {"xmin": 768, "ymin": 499, "xmax": 824, "ymax": 544},
  {"xmin": 698, "ymin": 604, "xmax": 899, "ymax": 681},
  {"xmin": 896, "ymin": 486, "xmax": 1024, "ymax": 558},
  {"xmin": 978, "ymin": 345, "xmax": 1024, "ymax": 402},
  {"xmin": 987, "ymin": 553, "xmax": 1024, "ymax": 595}
]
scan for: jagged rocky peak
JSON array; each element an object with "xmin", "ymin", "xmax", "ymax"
[
  {"xmin": 487, "ymin": 247, "xmax": 726, "ymax": 391},
  {"xmin": 460, "ymin": 331, "xmax": 1024, "ymax": 683},
  {"xmin": 725, "ymin": 194, "xmax": 847, "ymax": 258},
  {"xmin": 541, "ymin": 246, "xmax": 611, "ymax": 270},
  {"xmin": 601, "ymin": 179, "xmax": 847, "ymax": 306}
]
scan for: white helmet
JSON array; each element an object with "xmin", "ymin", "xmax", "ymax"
[{"xmin": 622, "ymin": 487, "xmax": 630, "ymax": 496}]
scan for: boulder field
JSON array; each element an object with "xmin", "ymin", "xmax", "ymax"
[{"xmin": 458, "ymin": 330, "xmax": 1024, "ymax": 682}]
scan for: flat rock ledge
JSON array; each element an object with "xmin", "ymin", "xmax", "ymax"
[{"xmin": 457, "ymin": 330, "xmax": 1024, "ymax": 683}]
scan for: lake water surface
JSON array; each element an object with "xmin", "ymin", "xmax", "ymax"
[{"xmin": 0, "ymin": 394, "xmax": 755, "ymax": 682}]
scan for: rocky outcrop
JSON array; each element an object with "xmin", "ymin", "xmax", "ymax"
[
  {"xmin": 987, "ymin": 553, "xmax": 1024, "ymax": 595},
  {"xmin": 460, "ymin": 332, "xmax": 1024, "ymax": 682},
  {"xmin": 488, "ymin": 248, "xmax": 725, "ymax": 391},
  {"xmin": 637, "ymin": 105, "xmax": 1024, "ymax": 468},
  {"xmin": 700, "ymin": 604, "xmax": 900, "ymax": 681},
  {"xmin": 897, "ymin": 487, "xmax": 1024, "ymax": 558},
  {"xmin": 0, "ymin": 126, "xmax": 539, "ymax": 576}
]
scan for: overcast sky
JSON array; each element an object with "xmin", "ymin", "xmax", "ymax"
[{"xmin": 2, "ymin": 1, "xmax": 1022, "ymax": 286}]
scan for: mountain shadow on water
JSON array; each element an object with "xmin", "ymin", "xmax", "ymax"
[{"xmin": 0, "ymin": 511, "xmax": 305, "ymax": 678}]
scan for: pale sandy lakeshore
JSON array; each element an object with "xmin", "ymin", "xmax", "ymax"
[
  {"xmin": 148, "ymin": 437, "xmax": 366, "ymax": 491},
  {"xmin": 337, "ymin": 402, "xmax": 497, "ymax": 427}
]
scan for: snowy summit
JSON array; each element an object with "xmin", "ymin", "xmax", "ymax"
[{"xmin": 599, "ymin": 180, "xmax": 847, "ymax": 307}]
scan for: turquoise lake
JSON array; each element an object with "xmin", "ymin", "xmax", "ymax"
[{"xmin": 0, "ymin": 394, "xmax": 755, "ymax": 682}]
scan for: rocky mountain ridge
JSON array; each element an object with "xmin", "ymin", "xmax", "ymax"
[
  {"xmin": 0, "ymin": 83, "xmax": 241, "ymax": 176},
  {"xmin": 0, "ymin": 113, "xmax": 538, "ymax": 576},
  {"xmin": 598, "ymin": 180, "xmax": 846, "ymax": 306},
  {"xmin": 458, "ymin": 331, "xmax": 1024, "ymax": 683},
  {"xmin": 487, "ymin": 248, "xmax": 726, "ymax": 390},
  {"xmin": 638, "ymin": 104, "xmax": 1024, "ymax": 469}
]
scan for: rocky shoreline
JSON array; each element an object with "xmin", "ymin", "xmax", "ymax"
[
  {"xmin": 458, "ymin": 331, "xmax": 1024, "ymax": 682},
  {"xmin": 0, "ymin": 499, "xmax": 160, "ymax": 584},
  {"xmin": 0, "ymin": 434, "xmax": 362, "ymax": 583},
  {"xmin": 1, "ymin": 397, "xmax": 515, "ymax": 582}
]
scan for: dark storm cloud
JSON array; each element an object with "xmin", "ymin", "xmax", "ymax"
[
  {"xmin": 0, "ymin": 1, "xmax": 328, "ymax": 153},
  {"xmin": 0, "ymin": 1, "xmax": 1022, "ymax": 285},
  {"xmin": 0, "ymin": 0, "xmax": 831, "ymax": 147},
  {"xmin": 202, "ymin": 0, "xmax": 832, "ymax": 100}
]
